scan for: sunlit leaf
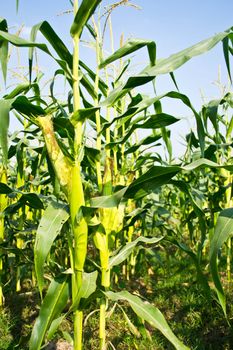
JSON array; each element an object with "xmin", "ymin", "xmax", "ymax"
[
  {"xmin": 34, "ymin": 201, "xmax": 70, "ymax": 295},
  {"xmin": 210, "ymin": 208, "xmax": 233, "ymax": 318},
  {"xmin": 70, "ymin": 0, "xmax": 102, "ymax": 38},
  {"xmin": 0, "ymin": 18, "xmax": 8, "ymax": 82},
  {"xmin": 105, "ymin": 291, "xmax": 189, "ymax": 350},
  {"xmin": 29, "ymin": 275, "xmax": 70, "ymax": 350},
  {"xmin": 109, "ymin": 236, "xmax": 163, "ymax": 267}
]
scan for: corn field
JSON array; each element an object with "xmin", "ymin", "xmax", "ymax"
[{"xmin": 0, "ymin": 1, "xmax": 233, "ymax": 349}]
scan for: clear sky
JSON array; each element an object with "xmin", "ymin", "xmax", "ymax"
[{"xmin": 1, "ymin": 0, "xmax": 233, "ymax": 157}]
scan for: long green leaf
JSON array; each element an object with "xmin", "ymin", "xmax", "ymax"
[
  {"xmin": 125, "ymin": 31, "xmax": 231, "ymax": 89},
  {"xmin": 29, "ymin": 21, "xmax": 73, "ymax": 81},
  {"xmin": 4, "ymin": 83, "xmax": 32, "ymax": 99},
  {"xmin": 109, "ymin": 236, "xmax": 163, "ymax": 268},
  {"xmin": 0, "ymin": 18, "xmax": 8, "ymax": 82},
  {"xmin": 124, "ymin": 158, "xmax": 233, "ymax": 200},
  {"xmin": 170, "ymin": 180, "xmax": 207, "ymax": 246},
  {"xmin": 222, "ymin": 36, "xmax": 232, "ymax": 83},
  {"xmin": 71, "ymin": 107, "xmax": 100, "ymax": 124},
  {"xmin": 34, "ymin": 201, "xmax": 70, "ymax": 295},
  {"xmin": 125, "ymin": 133, "xmax": 162, "ymax": 155},
  {"xmin": 99, "ymin": 38, "xmax": 156, "ymax": 69},
  {"xmin": 101, "ymin": 90, "xmax": 204, "ymax": 153},
  {"xmin": 106, "ymin": 113, "xmax": 179, "ymax": 149},
  {"xmin": 70, "ymin": 0, "xmax": 102, "ymax": 38},
  {"xmin": 0, "ymin": 183, "xmax": 12, "ymax": 194},
  {"xmin": 182, "ymin": 158, "xmax": 233, "ymax": 172},
  {"xmin": 105, "ymin": 291, "xmax": 189, "ymax": 350},
  {"xmin": 47, "ymin": 316, "xmax": 65, "ymax": 341},
  {"xmin": 12, "ymin": 96, "xmax": 45, "ymax": 119},
  {"xmin": 69, "ymin": 271, "xmax": 98, "ymax": 312},
  {"xmin": 47, "ymin": 271, "xmax": 98, "ymax": 340},
  {"xmin": 0, "ymin": 99, "xmax": 13, "ymax": 166},
  {"xmin": 125, "ymin": 166, "xmax": 181, "ymax": 199},
  {"xmin": 90, "ymin": 187, "xmax": 127, "ymax": 208},
  {"xmin": 29, "ymin": 275, "xmax": 69, "ymax": 350},
  {"xmin": 103, "ymin": 29, "xmax": 232, "ymax": 107},
  {"xmin": 0, "ymin": 29, "xmax": 71, "ymax": 77},
  {"xmin": 209, "ymin": 208, "xmax": 233, "ymax": 318},
  {"xmin": 28, "ymin": 21, "xmax": 107, "ymax": 95}
]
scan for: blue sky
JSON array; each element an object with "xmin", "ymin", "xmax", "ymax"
[{"xmin": 1, "ymin": 0, "xmax": 233, "ymax": 157}]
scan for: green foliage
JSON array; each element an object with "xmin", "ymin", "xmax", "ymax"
[
  {"xmin": 29, "ymin": 275, "xmax": 70, "ymax": 350},
  {"xmin": 0, "ymin": 1, "xmax": 232, "ymax": 349},
  {"xmin": 210, "ymin": 208, "xmax": 233, "ymax": 318},
  {"xmin": 34, "ymin": 201, "xmax": 70, "ymax": 295},
  {"xmin": 106, "ymin": 290, "xmax": 189, "ymax": 350}
]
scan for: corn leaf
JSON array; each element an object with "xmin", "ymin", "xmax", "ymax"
[
  {"xmin": 12, "ymin": 96, "xmax": 45, "ymax": 119},
  {"xmin": 0, "ymin": 183, "xmax": 13, "ymax": 194},
  {"xmin": 209, "ymin": 208, "xmax": 233, "ymax": 318},
  {"xmin": 4, "ymin": 83, "xmax": 32, "ymax": 99},
  {"xmin": 124, "ymin": 133, "xmax": 162, "ymax": 155},
  {"xmin": 106, "ymin": 113, "xmax": 179, "ymax": 149},
  {"xmin": 29, "ymin": 21, "xmax": 73, "ymax": 81},
  {"xmin": 28, "ymin": 21, "xmax": 107, "ymax": 95},
  {"xmin": 71, "ymin": 107, "xmax": 99, "ymax": 124},
  {"xmin": 29, "ymin": 275, "xmax": 70, "ymax": 350},
  {"xmin": 69, "ymin": 271, "xmax": 98, "ymax": 312},
  {"xmin": 34, "ymin": 201, "xmax": 70, "ymax": 295},
  {"xmin": 182, "ymin": 158, "xmax": 233, "ymax": 172},
  {"xmin": 109, "ymin": 236, "xmax": 163, "ymax": 268},
  {"xmin": 222, "ymin": 36, "xmax": 232, "ymax": 83},
  {"xmin": 47, "ymin": 271, "xmax": 98, "ymax": 340},
  {"xmin": 0, "ymin": 99, "xmax": 13, "ymax": 166},
  {"xmin": 105, "ymin": 291, "xmax": 189, "ymax": 350},
  {"xmin": 99, "ymin": 39, "xmax": 156, "ymax": 69},
  {"xmin": 103, "ymin": 30, "xmax": 232, "ymax": 106},
  {"xmin": 125, "ymin": 158, "xmax": 233, "ymax": 200},
  {"xmin": 120, "ymin": 306, "xmax": 141, "ymax": 338},
  {"xmin": 167, "ymin": 237, "xmax": 210, "ymax": 297},
  {"xmin": 0, "ymin": 29, "xmax": 51, "ymax": 52},
  {"xmin": 125, "ymin": 31, "xmax": 231, "ymax": 89},
  {"xmin": 70, "ymin": 0, "xmax": 102, "ymax": 38},
  {"xmin": 0, "ymin": 29, "xmax": 70, "ymax": 77},
  {"xmin": 0, "ymin": 18, "xmax": 8, "ymax": 82},
  {"xmin": 125, "ymin": 166, "xmax": 181, "ymax": 199},
  {"xmin": 90, "ymin": 187, "xmax": 128, "ymax": 208},
  {"xmin": 47, "ymin": 315, "xmax": 65, "ymax": 341},
  {"xmin": 21, "ymin": 193, "xmax": 44, "ymax": 209}
]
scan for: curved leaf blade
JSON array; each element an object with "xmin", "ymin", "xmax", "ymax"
[
  {"xmin": 90, "ymin": 187, "xmax": 127, "ymax": 208},
  {"xmin": 109, "ymin": 236, "xmax": 163, "ymax": 268},
  {"xmin": 0, "ymin": 18, "xmax": 8, "ymax": 82},
  {"xmin": 34, "ymin": 201, "xmax": 69, "ymax": 295},
  {"xmin": 0, "ymin": 99, "xmax": 13, "ymax": 166},
  {"xmin": 209, "ymin": 208, "xmax": 233, "ymax": 318},
  {"xmin": 102, "ymin": 30, "xmax": 232, "ymax": 106},
  {"xmin": 125, "ymin": 166, "xmax": 181, "ymax": 199},
  {"xmin": 105, "ymin": 291, "xmax": 189, "ymax": 350},
  {"xmin": 70, "ymin": 0, "xmax": 101, "ymax": 38},
  {"xmin": 29, "ymin": 275, "xmax": 69, "ymax": 350},
  {"xmin": 69, "ymin": 271, "xmax": 98, "ymax": 312},
  {"xmin": 125, "ymin": 31, "xmax": 231, "ymax": 89},
  {"xmin": 99, "ymin": 38, "xmax": 156, "ymax": 69},
  {"xmin": 29, "ymin": 21, "xmax": 73, "ymax": 80}
]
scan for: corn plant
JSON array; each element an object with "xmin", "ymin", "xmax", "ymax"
[{"xmin": 0, "ymin": 1, "xmax": 233, "ymax": 349}]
